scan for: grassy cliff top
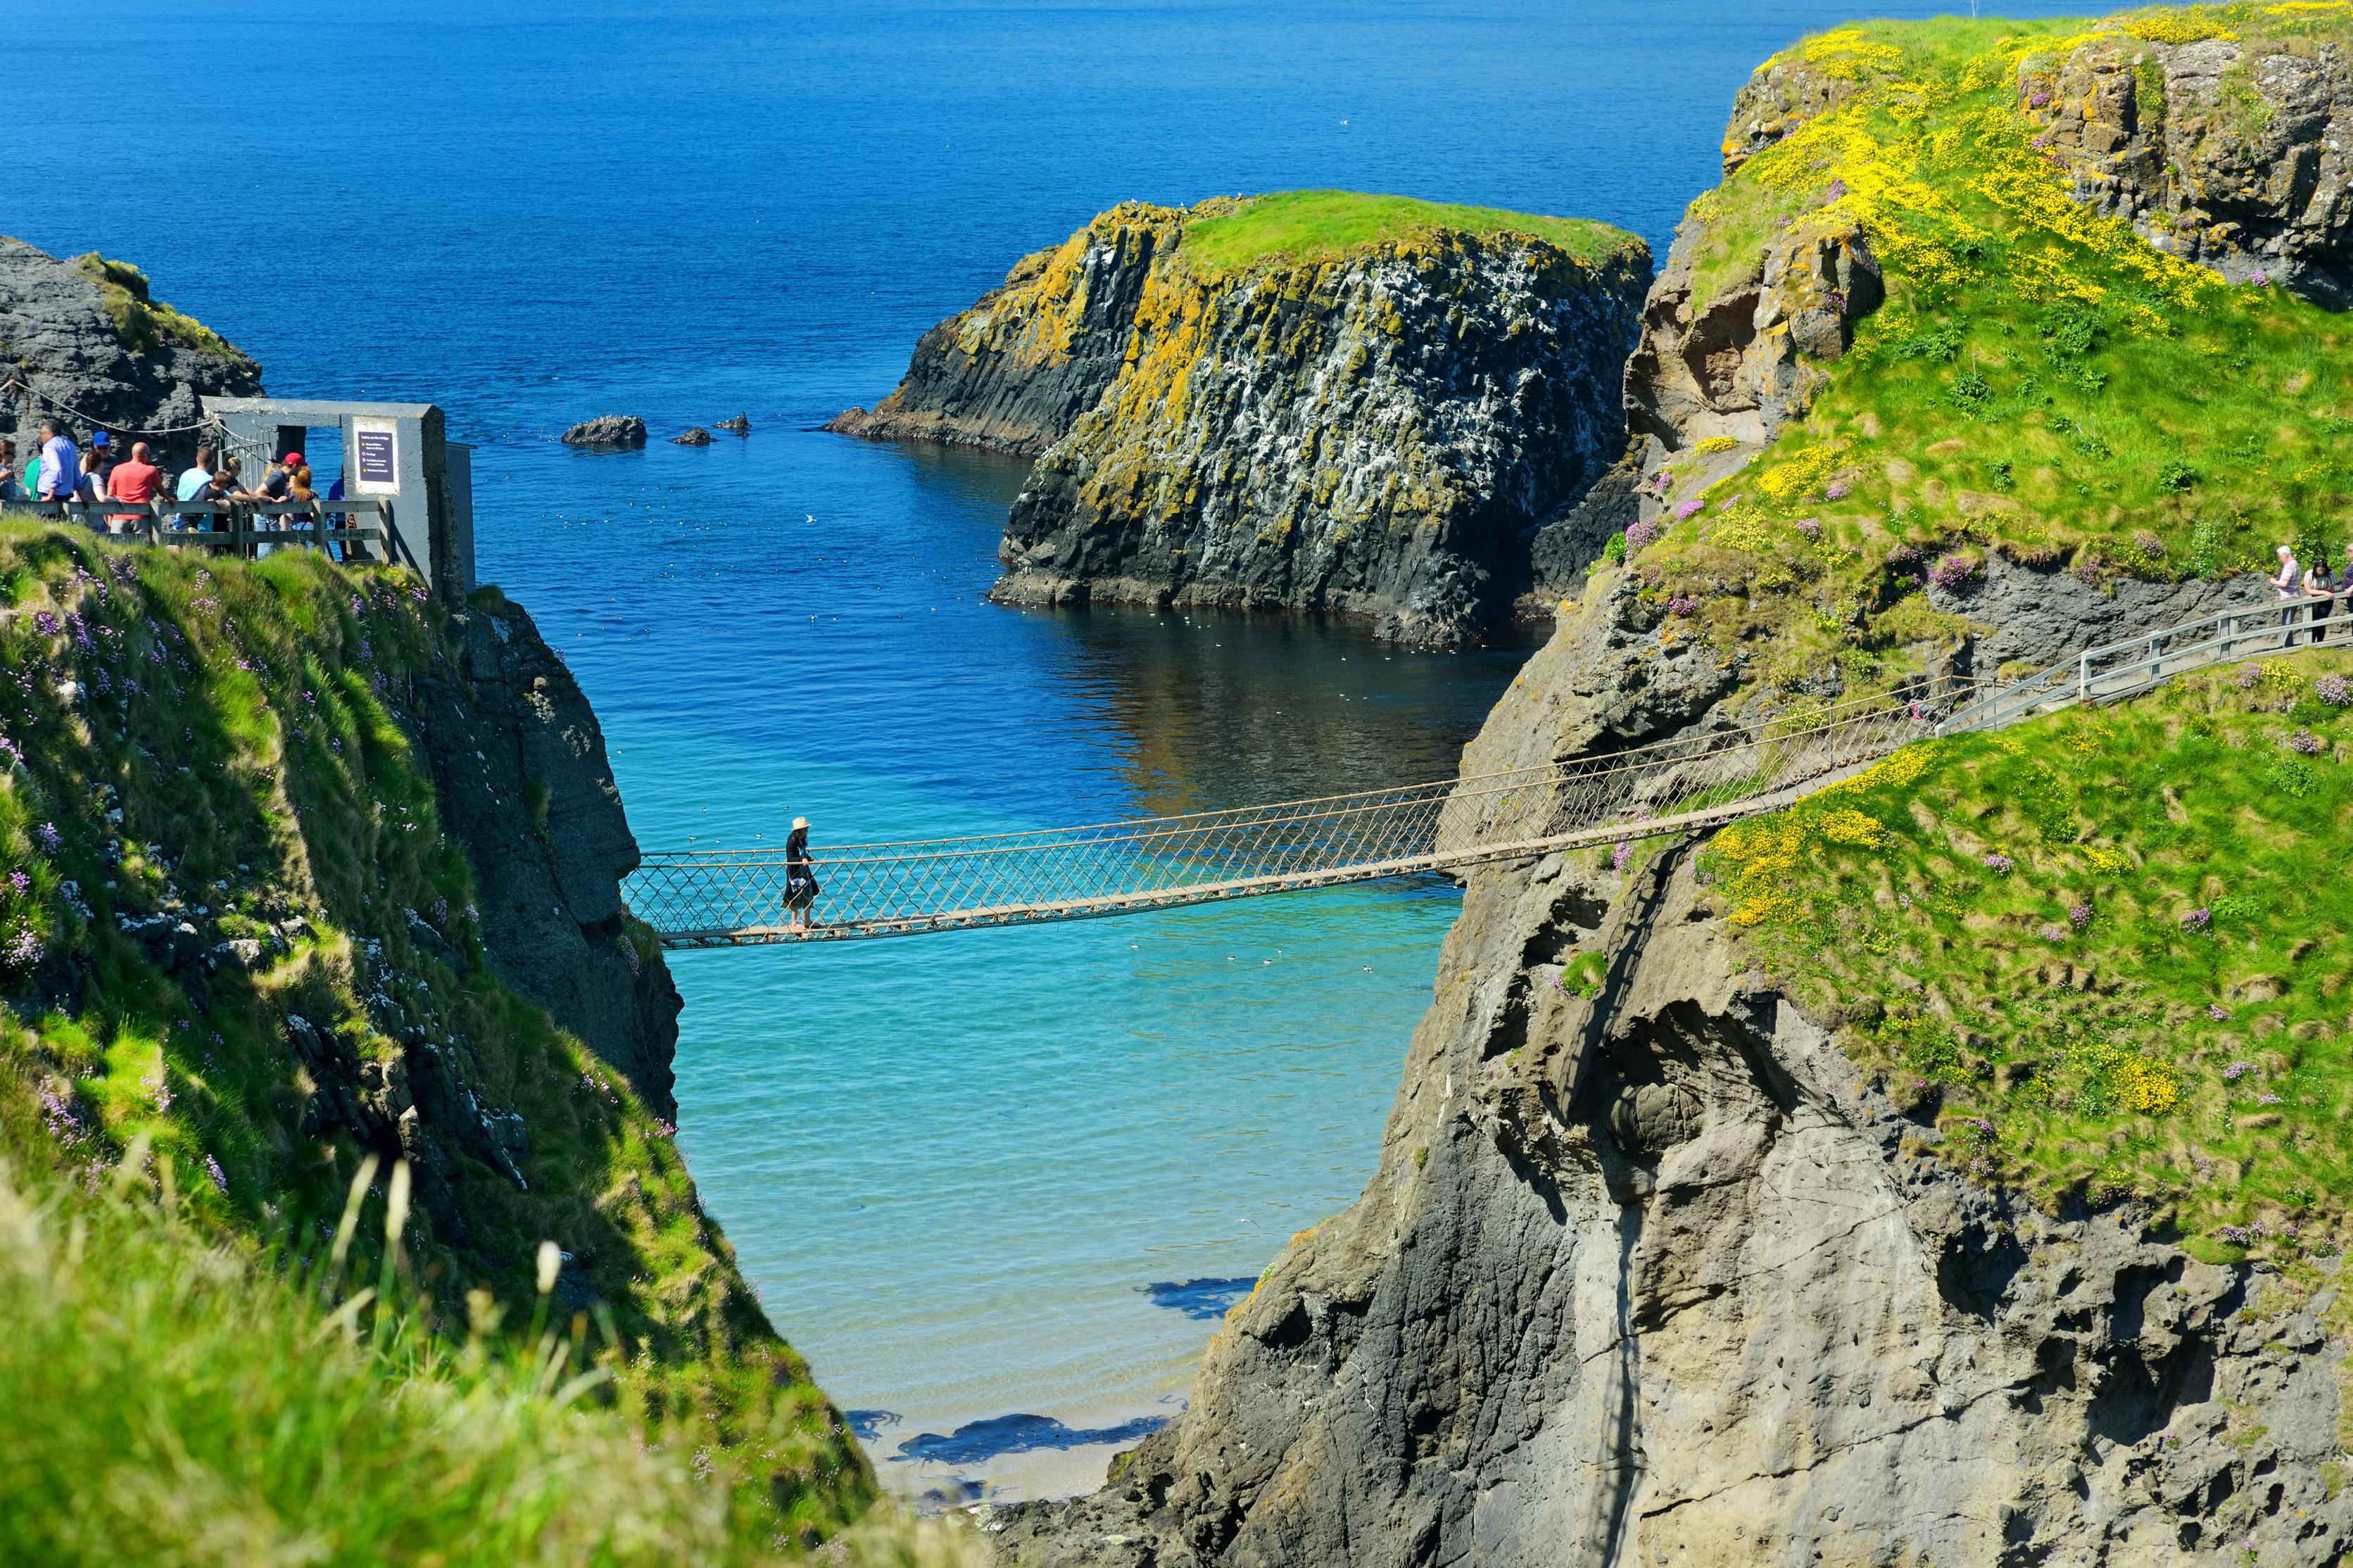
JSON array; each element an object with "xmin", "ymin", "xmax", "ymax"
[
  {"xmin": 1177, "ymin": 189, "xmax": 1639, "ymax": 276},
  {"xmin": 0, "ymin": 526, "xmax": 876, "ymax": 1558},
  {"xmin": 1627, "ymin": 3, "xmax": 2353, "ymax": 702},
  {"xmin": 1689, "ymin": 647, "xmax": 2353, "ymax": 1264}
]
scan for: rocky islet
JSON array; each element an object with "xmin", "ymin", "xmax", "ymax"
[{"xmin": 837, "ymin": 194, "xmax": 1651, "ymax": 647}]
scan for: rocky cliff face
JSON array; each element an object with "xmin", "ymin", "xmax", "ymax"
[
  {"xmin": 417, "ymin": 598, "xmax": 684, "ymax": 1122},
  {"xmin": 0, "ymin": 239, "xmax": 262, "ymax": 469},
  {"xmin": 2024, "ymin": 25, "xmax": 2353, "ymax": 305},
  {"xmin": 835, "ymin": 196, "xmax": 1649, "ymax": 647},
  {"xmin": 828, "ymin": 203, "xmax": 1192, "ymax": 457},
  {"xmin": 1000, "ymin": 575, "xmax": 2350, "ymax": 1568},
  {"xmin": 1003, "ymin": 222, "xmax": 1646, "ymax": 647},
  {"xmin": 1623, "ymin": 210, "xmax": 1883, "ymax": 460}
]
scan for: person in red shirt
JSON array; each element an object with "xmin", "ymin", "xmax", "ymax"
[{"xmin": 103, "ymin": 440, "xmax": 163, "ymax": 533}]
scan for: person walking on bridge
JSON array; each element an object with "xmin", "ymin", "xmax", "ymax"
[{"xmin": 785, "ymin": 816, "xmax": 821, "ymax": 932}]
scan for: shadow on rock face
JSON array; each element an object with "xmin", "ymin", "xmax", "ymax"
[
  {"xmin": 892, "ymin": 1412, "xmax": 1169, "ymax": 1465},
  {"xmin": 1142, "ymin": 1275, "xmax": 1258, "ymax": 1320}
]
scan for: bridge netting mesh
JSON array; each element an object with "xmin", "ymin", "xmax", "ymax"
[{"xmin": 625, "ymin": 687, "xmax": 1953, "ymax": 946}]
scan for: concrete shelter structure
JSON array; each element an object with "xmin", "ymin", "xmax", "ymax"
[{"xmin": 203, "ymin": 395, "xmax": 475, "ymax": 602}]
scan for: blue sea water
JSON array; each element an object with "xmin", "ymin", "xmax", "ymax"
[{"xmin": 28, "ymin": 0, "xmax": 2091, "ymax": 1498}]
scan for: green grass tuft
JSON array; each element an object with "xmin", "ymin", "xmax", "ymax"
[
  {"xmin": 1700, "ymin": 647, "xmax": 2353, "ymax": 1255},
  {"xmin": 1178, "ymin": 189, "xmax": 1638, "ymax": 276},
  {"xmin": 69, "ymin": 253, "xmax": 253, "ymax": 367}
]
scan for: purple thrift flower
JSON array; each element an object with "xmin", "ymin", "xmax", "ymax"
[
  {"xmin": 2207, "ymin": 1003, "xmax": 2229, "ymax": 1021},
  {"xmin": 6, "ymin": 871, "xmax": 27, "ymax": 897},
  {"xmin": 2038, "ymin": 921, "xmax": 2068, "ymax": 942},
  {"xmin": 1928, "ymin": 553, "xmax": 1980, "ymax": 591},
  {"xmin": 33, "ymin": 823, "xmax": 59, "ymax": 855},
  {"xmin": 2183, "ymin": 907, "xmax": 2212, "ymax": 932},
  {"xmin": 2220, "ymin": 1224, "xmax": 2250, "ymax": 1246},
  {"xmin": 1666, "ymin": 595, "xmax": 1701, "ymax": 617},
  {"xmin": 2289, "ymin": 728, "xmax": 2324, "ymax": 754},
  {"xmin": 2223, "ymin": 1060, "xmax": 2252, "ymax": 1082},
  {"xmin": 2234, "ymin": 663, "xmax": 2262, "ymax": 690},
  {"xmin": 1982, "ymin": 853, "xmax": 2014, "ymax": 874},
  {"xmin": 1611, "ymin": 839, "xmax": 1634, "ymax": 873},
  {"xmin": 2068, "ymin": 903, "xmax": 2093, "ymax": 930},
  {"xmin": 1794, "ymin": 517, "xmax": 1822, "ymax": 538},
  {"xmin": 2257, "ymin": 1091, "xmax": 2283, "ymax": 1105},
  {"xmin": 0, "ymin": 733, "xmax": 20, "ymax": 768},
  {"xmin": 2318, "ymin": 674, "xmax": 2352, "ymax": 707},
  {"xmin": 1627, "ymin": 517, "xmax": 1663, "ymax": 552},
  {"xmin": 2249, "ymin": 267, "xmax": 2270, "ymax": 287},
  {"xmin": 1673, "ymin": 498, "xmax": 1704, "ymax": 521},
  {"xmin": 1825, "ymin": 177, "xmax": 1848, "ymax": 200},
  {"xmin": 204, "ymin": 1155, "xmax": 227, "ymax": 1195},
  {"xmin": 1825, "ymin": 480, "xmax": 1852, "ymax": 501}
]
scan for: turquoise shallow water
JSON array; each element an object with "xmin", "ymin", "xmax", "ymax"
[{"xmin": 27, "ymin": 0, "xmax": 2093, "ymax": 1497}]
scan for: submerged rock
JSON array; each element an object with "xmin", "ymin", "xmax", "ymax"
[
  {"xmin": 713, "ymin": 412, "xmax": 750, "ymax": 434},
  {"xmin": 561, "ymin": 414, "xmax": 648, "ymax": 448},
  {"xmin": 837, "ymin": 194, "xmax": 1651, "ymax": 647},
  {"xmin": 671, "ymin": 426, "xmax": 713, "ymax": 446},
  {"xmin": 0, "ymin": 237, "xmax": 262, "ymax": 473}
]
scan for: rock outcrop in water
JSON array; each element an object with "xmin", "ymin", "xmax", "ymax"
[
  {"xmin": 828, "ymin": 202, "xmax": 1193, "ymax": 457},
  {"xmin": 834, "ymin": 194, "xmax": 1651, "ymax": 647},
  {"xmin": 562, "ymin": 415, "xmax": 648, "ymax": 448},
  {"xmin": 0, "ymin": 238, "xmax": 261, "ymax": 470}
]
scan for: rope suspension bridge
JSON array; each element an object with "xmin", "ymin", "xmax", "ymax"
[{"xmin": 626, "ymin": 596, "xmax": 2307, "ymax": 948}]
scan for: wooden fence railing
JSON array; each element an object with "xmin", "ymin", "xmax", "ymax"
[{"xmin": 1, "ymin": 495, "xmax": 418, "ymax": 574}]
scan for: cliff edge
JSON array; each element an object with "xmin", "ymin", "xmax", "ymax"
[{"xmin": 0, "ymin": 532, "xmax": 867, "ymax": 1545}]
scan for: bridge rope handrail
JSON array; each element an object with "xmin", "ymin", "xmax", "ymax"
[{"xmin": 638, "ymin": 682, "xmax": 1934, "ymax": 866}]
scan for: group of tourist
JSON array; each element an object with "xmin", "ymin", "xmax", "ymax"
[
  {"xmin": 0, "ymin": 419, "xmax": 343, "ymax": 550},
  {"xmin": 2273, "ymin": 540, "xmax": 2353, "ymax": 644}
]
